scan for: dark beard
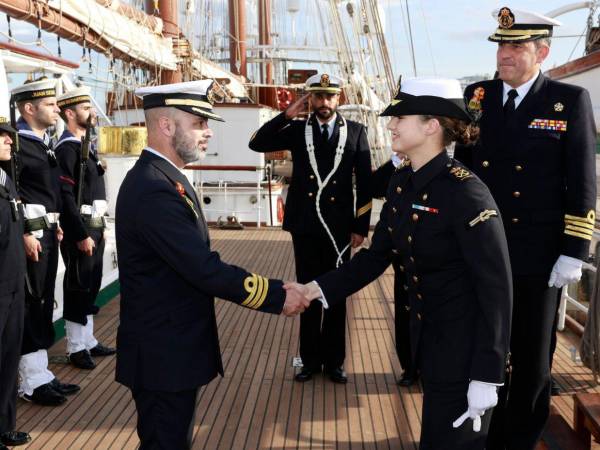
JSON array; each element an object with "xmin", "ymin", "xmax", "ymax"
[{"xmin": 315, "ymin": 108, "xmax": 335, "ymax": 121}]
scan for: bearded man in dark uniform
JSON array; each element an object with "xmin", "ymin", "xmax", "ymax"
[{"xmin": 249, "ymin": 73, "xmax": 373, "ymax": 384}]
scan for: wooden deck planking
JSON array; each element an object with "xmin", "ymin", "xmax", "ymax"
[{"xmin": 13, "ymin": 228, "xmax": 600, "ymax": 449}]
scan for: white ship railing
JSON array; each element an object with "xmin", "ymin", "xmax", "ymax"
[
  {"xmin": 184, "ymin": 164, "xmax": 274, "ymax": 227},
  {"xmin": 557, "ymin": 231, "xmax": 600, "ymax": 331}
]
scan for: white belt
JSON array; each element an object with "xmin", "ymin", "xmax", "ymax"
[{"xmin": 46, "ymin": 212, "xmax": 60, "ymax": 224}]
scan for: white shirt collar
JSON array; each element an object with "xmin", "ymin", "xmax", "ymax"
[
  {"xmin": 144, "ymin": 147, "xmax": 182, "ymax": 172},
  {"xmin": 316, "ymin": 113, "xmax": 337, "ymax": 129},
  {"xmin": 502, "ymin": 71, "xmax": 540, "ymax": 109}
]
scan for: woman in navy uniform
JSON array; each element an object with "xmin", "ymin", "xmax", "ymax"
[
  {"xmin": 371, "ymin": 158, "xmax": 417, "ymax": 386},
  {"xmin": 292, "ymin": 78, "xmax": 513, "ymax": 449},
  {"xmin": 0, "ymin": 118, "xmax": 31, "ymax": 449}
]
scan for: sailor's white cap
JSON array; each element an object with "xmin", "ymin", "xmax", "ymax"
[
  {"xmin": 11, "ymin": 78, "xmax": 57, "ymax": 103},
  {"xmin": 305, "ymin": 73, "xmax": 343, "ymax": 94},
  {"xmin": 57, "ymin": 86, "xmax": 93, "ymax": 109},
  {"xmin": 135, "ymin": 79, "xmax": 224, "ymax": 122},
  {"xmin": 380, "ymin": 77, "xmax": 470, "ymax": 122},
  {"xmin": 489, "ymin": 6, "xmax": 562, "ymax": 43}
]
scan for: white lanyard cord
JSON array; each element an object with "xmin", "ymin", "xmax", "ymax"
[{"xmin": 305, "ymin": 117, "xmax": 351, "ymax": 267}]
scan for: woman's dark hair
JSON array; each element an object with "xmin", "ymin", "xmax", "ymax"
[{"xmin": 422, "ymin": 115, "xmax": 480, "ymax": 146}]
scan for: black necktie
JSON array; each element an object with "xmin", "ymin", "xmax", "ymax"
[
  {"xmin": 321, "ymin": 123, "xmax": 329, "ymax": 142},
  {"xmin": 504, "ymin": 89, "xmax": 518, "ymax": 120}
]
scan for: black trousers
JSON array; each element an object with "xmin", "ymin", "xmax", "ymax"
[
  {"xmin": 392, "ymin": 262, "xmax": 413, "ymax": 376},
  {"xmin": 420, "ymin": 379, "xmax": 492, "ymax": 450},
  {"xmin": 0, "ymin": 288, "xmax": 24, "ymax": 433},
  {"xmin": 22, "ymin": 231, "xmax": 58, "ymax": 354},
  {"xmin": 132, "ymin": 387, "xmax": 199, "ymax": 450},
  {"xmin": 60, "ymin": 230, "xmax": 105, "ymax": 325},
  {"xmin": 486, "ymin": 276, "xmax": 558, "ymax": 450},
  {"xmin": 292, "ymin": 233, "xmax": 349, "ymax": 371}
]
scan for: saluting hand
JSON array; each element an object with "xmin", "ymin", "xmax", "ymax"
[
  {"xmin": 285, "ymin": 93, "xmax": 310, "ymax": 120},
  {"xmin": 23, "ymin": 234, "xmax": 42, "ymax": 262}
]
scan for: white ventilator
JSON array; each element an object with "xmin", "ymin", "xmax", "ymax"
[{"xmin": 304, "ymin": 118, "xmax": 350, "ymax": 268}]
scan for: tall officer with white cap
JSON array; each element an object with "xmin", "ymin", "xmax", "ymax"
[
  {"xmin": 0, "ymin": 117, "xmax": 31, "ymax": 448},
  {"xmin": 55, "ymin": 87, "xmax": 115, "ymax": 371},
  {"xmin": 287, "ymin": 77, "xmax": 513, "ymax": 449},
  {"xmin": 115, "ymin": 79, "xmax": 311, "ymax": 449},
  {"xmin": 454, "ymin": 7, "xmax": 597, "ymax": 449},
  {"xmin": 10, "ymin": 79, "xmax": 80, "ymax": 407},
  {"xmin": 249, "ymin": 73, "xmax": 373, "ymax": 384}
]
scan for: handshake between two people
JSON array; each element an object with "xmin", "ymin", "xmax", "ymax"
[{"xmin": 280, "ymin": 281, "xmax": 324, "ymax": 317}]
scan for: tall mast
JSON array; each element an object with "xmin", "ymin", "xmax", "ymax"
[
  {"xmin": 228, "ymin": 0, "xmax": 247, "ymax": 78},
  {"xmin": 145, "ymin": 0, "xmax": 181, "ymax": 84},
  {"xmin": 258, "ymin": 0, "xmax": 276, "ymax": 106}
]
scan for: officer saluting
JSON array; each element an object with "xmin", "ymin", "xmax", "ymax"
[
  {"xmin": 11, "ymin": 79, "xmax": 80, "ymax": 406},
  {"xmin": 115, "ymin": 79, "xmax": 310, "ymax": 449},
  {"xmin": 249, "ymin": 73, "xmax": 372, "ymax": 383},
  {"xmin": 0, "ymin": 117, "xmax": 31, "ymax": 449},
  {"xmin": 55, "ymin": 87, "xmax": 115, "ymax": 371},
  {"xmin": 291, "ymin": 78, "xmax": 513, "ymax": 449},
  {"xmin": 454, "ymin": 8, "xmax": 597, "ymax": 450}
]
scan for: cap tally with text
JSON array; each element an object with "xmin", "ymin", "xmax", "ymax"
[
  {"xmin": 380, "ymin": 77, "xmax": 471, "ymax": 122},
  {"xmin": 305, "ymin": 73, "xmax": 343, "ymax": 94},
  {"xmin": 488, "ymin": 6, "xmax": 562, "ymax": 43},
  {"xmin": 134, "ymin": 79, "xmax": 224, "ymax": 122},
  {"xmin": 0, "ymin": 116, "xmax": 16, "ymax": 134},
  {"xmin": 57, "ymin": 86, "xmax": 92, "ymax": 109},
  {"xmin": 11, "ymin": 79, "xmax": 57, "ymax": 103}
]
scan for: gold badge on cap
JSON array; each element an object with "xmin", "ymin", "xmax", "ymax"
[
  {"xmin": 498, "ymin": 7, "xmax": 515, "ymax": 29},
  {"xmin": 320, "ymin": 74, "xmax": 330, "ymax": 88},
  {"xmin": 207, "ymin": 84, "xmax": 216, "ymax": 105},
  {"xmin": 554, "ymin": 102, "xmax": 564, "ymax": 112}
]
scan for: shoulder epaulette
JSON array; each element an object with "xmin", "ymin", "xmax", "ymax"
[{"xmin": 448, "ymin": 165, "xmax": 472, "ymax": 181}]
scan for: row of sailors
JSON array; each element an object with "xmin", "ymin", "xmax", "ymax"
[{"xmin": 0, "ymin": 80, "xmax": 114, "ymax": 448}]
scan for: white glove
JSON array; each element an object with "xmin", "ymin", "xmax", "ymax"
[
  {"xmin": 548, "ymin": 255, "xmax": 583, "ymax": 288},
  {"xmin": 452, "ymin": 381, "xmax": 498, "ymax": 432}
]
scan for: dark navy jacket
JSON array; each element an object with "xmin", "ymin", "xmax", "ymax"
[
  {"xmin": 115, "ymin": 150, "xmax": 285, "ymax": 392},
  {"xmin": 454, "ymin": 74, "xmax": 597, "ymax": 276},
  {"xmin": 13, "ymin": 118, "xmax": 61, "ymax": 213},
  {"xmin": 316, "ymin": 152, "xmax": 513, "ymax": 384},
  {"xmin": 55, "ymin": 130, "xmax": 106, "ymax": 242},
  {"xmin": 0, "ymin": 169, "xmax": 25, "ymax": 294},
  {"xmin": 249, "ymin": 112, "xmax": 372, "ymax": 246}
]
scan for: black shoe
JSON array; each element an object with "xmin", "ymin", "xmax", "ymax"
[
  {"xmin": 0, "ymin": 431, "xmax": 31, "ymax": 446},
  {"xmin": 397, "ymin": 371, "xmax": 419, "ymax": 387},
  {"xmin": 50, "ymin": 378, "xmax": 80, "ymax": 396},
  {"xmin": 89, "ymin": 344, "xmax": 116, "ymax": 357},
  {"xmin": 49, "ymin": 378, "xmax": 81, "ymax": 395},
  {"xmin": 551, "ymin": 377, "xmax": 562, "ymax": 396},
  {"xmin": 295, "ymin": 367, "xmax": 316, "ymax": 382},
  {"xmin": 69, "ymin": 349, "xmax": 96, "ymax": 370},
  {"xmin": 326, "ymin": 367, "xmax": 348, "ymax": 384},
  {"xmin": 22, "ymin": 383, "xmax": 66, "ymax": 406}
]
